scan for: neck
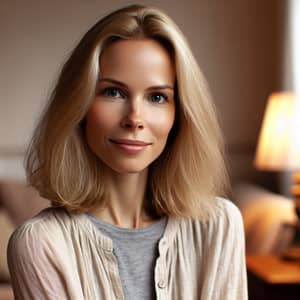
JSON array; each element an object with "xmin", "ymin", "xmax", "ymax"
[{"xmin": 90, "ymin": 168, "xmax": 157, "ymax": 228}]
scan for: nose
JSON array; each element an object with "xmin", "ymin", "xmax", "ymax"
[{"xmin": 120, "ymin": 97, "xmax": 145, "ymax": 130}]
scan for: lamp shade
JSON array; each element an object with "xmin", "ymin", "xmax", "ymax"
[{"xmin": 254, "ymin": 92, "xmax": 300, "ymax": 171}]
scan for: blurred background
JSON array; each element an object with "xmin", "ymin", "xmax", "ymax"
[{"xmin": 1, "ymin": 0, "xmax": 299, "ymax": 299}]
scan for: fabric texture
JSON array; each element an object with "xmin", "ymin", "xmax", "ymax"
[
  {"xmin": 7, "ymin": 197, "xmax": 248, "ymax": 300},
  {"xmin": 86, "ymin": 213, "xmax": 167, "ymax": 300}
]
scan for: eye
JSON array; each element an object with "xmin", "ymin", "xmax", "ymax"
[
  {"xmin": 149, "ymin": 93, "xmax": 168, "ymax": 104},
  {"xmin": 102, "ymin": 87, "xmax": 124, "ymax": 98}
]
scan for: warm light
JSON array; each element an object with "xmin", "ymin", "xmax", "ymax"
[{"xmin": 255, "ymin": 92, "xmax": 300, "ymax": 171}]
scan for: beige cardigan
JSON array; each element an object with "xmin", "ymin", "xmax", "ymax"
[{"xmin": 7, "ymin": 197, "xmax": 248, "ymax": 300}]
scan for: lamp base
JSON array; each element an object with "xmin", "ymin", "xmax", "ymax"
[
  {"xmin": 282, "ymin": 175, "xmax": 300, "ymax": 260},
  {"xmin": 282, "ymin": 245, "xmax": 300, "ymax": 261},
  {"xmin": 281, "ymin": 220, "xmax": 300, "ymax": 261}
]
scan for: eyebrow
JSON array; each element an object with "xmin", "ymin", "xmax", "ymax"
[{"xmin": 98, "ymin": 78, "xmax": 174, "ymax": 91}]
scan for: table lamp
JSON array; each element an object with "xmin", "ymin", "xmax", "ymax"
[{"xmin": 254, "ymin": 91, "xmax": 300, "ymax": 259}]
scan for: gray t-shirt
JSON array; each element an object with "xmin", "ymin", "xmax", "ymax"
[{"xmin": 86, "ymin": 213, "xmax": 167, "ymax": 300}]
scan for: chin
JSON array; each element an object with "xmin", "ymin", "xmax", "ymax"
[
  {"xmin": 113, "ymin": 165, "xmax": 148, "ymax": 174},
  {"xmin": 104, "ymin": 161, "xmax": 150, "ymax": 175},
  {"xmin": 121, "ymin": 169, "xmax": 146, "ymax": 174}
]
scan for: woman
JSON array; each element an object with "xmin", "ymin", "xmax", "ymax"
[{"xmin": 7, "ymin": 4, "xmax": 247, "ymax": 300}]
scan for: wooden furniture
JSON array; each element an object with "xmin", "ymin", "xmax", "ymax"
[{"xmin": 247, "ymin": 255, "xmax": 300, "ymax": 300}]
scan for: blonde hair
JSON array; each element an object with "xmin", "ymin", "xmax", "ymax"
[{"xmin": 26, "ymin": 4, "xmax": 229, "ymax": 220}]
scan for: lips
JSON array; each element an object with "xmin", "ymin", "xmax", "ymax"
[
  {"xmin": 109, "ymin": 139, "xmax": 152, "ymax": 154},
  {"xmin": 109, "ymin": 139, "xmax": 152, "ymax": 146}
]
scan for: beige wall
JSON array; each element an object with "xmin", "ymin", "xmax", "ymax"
[{"xmin": 0, "ymin": 0, "xmax": 281, "ymax": 182}]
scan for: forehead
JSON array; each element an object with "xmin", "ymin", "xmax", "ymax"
[{"xmin": 99, "ymin": 39, "xmax": 175, "ymax": 86}]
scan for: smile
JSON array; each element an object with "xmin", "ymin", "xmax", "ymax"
[{"xmin": 109, "ymin": 139, "xmax": 152, "ymax": 154}]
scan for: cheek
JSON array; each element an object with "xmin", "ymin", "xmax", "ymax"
[
  {"xmin": 85, "ymin": 104, "xmax": 111, "ymax": 148},
  {"xmin": 148, "ymin": 108, "xmax": 175, "ymax": 140},
  {"xmin": 85, "ymin": 103, "xmax": 117, "ymax": 136},
  {"xmin": 86, "ymin": 107, "xmax": 101, "ymax": 139}
]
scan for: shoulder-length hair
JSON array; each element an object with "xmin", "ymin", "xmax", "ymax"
[{"xmin": 26, "ymin": 4, "xmax": 229, "ymax": 220}]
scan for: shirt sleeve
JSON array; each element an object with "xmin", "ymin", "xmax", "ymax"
[
  {"xmin": 7, "ymin": 219, "xmax": 83, "ymax": 300},
  {"xmin": 211, "ymin": 199, "xmax": 248, "ymax": 300}
]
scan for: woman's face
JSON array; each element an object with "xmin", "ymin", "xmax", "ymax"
[{"xmin": 85, "ymin": 39, "xmax": 176, "ymax": 174}]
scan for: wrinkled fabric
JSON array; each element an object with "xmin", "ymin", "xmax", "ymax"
[{"xmin": 7, "ymin": 197, "xmax": 248, "ymax": 300}]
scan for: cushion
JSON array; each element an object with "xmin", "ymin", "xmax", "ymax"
[{"xmin": 232, "ymin": 182, "xmax": 296, "ymax": 255}]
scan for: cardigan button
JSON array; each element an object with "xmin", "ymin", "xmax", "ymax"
[{"xmin": 158, "ymin": 279, "xmax": 166, "ymax": 289}]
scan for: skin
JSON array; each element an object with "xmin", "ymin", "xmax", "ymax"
[{"xmin": 85, "ymin": 39, "xmax": 176, "ymax": 228}]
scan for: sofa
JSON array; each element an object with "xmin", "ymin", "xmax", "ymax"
[{"xmin": 0, "ymin": 180, "xmax": 296, "ymax": 299}]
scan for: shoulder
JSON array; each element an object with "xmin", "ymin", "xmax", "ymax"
[
  {"xmin": 212, "ymin": 197, "xmax": 244, "ymax": 238},
  {"xmin": 180, "ymin": 197, "xmax": 243, "ymax": 227},
  {"xmin": 7, "ymin": 208, "xmax": 91, "ymax": 297},
  {"xmin": 10, "ymin": 207, "xmax": 70, "ymax": 238},
  {"xmin": 207, "ymin": 197, "xmax": 245, "ymax": 249},
  {"xmin": 204, "ymin": 197, "xmax": 243, "ymax": 228},
  {"xmin": 214, "ymin": 196, "xmax": 244, "ymax": 224},
  {"xmin": 8, "ymin": 207, "xmax": 78, "ymax": 258},
  {"xmin": 174, "ymin": 197, "xmax": 244, "ymax": 245},
  {"xmin": 204, "ymin": 197, "xmax": 244, "ymax": 235}
]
